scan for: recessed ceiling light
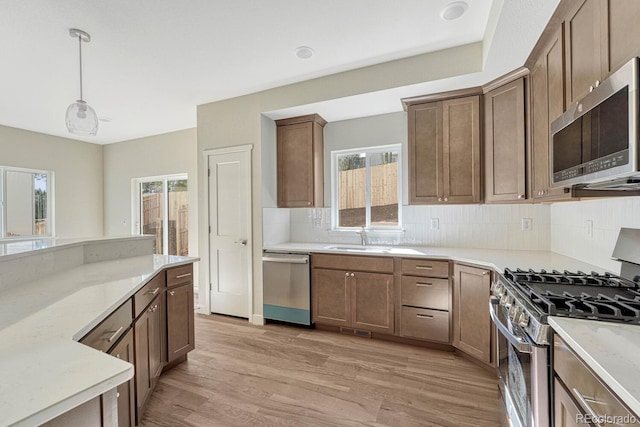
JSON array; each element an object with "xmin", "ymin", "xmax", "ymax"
[
  {"xmin": 295, "ymin": 46, "xmax": 314, "ymax": 60},
  {"xmin": 440, "ymin": 1, "xmax": 468, "ymax": 21}
]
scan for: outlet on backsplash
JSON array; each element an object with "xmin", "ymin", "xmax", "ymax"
[
  {"xmin": 586, "ymin": 220, "xmax": 593, "ymax": 238},
  {"xmin": 430, "ymin": 218, "xmax": 439, "ymax": 230},
  {"xmin": 522, "ymin": 218, "xmax": 532, "ymax": 231}
]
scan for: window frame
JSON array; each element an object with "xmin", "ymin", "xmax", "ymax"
[
  {"xmin": 0, "ymin": 165, "xmax": 55, "ymax": 240},
  {"xmin": 131, "ymin": 173, "xmax": 188, "ymax": 255},
  {"xmin": 330, "ymin": 144, "xmax": 402, "ymax": 231}
]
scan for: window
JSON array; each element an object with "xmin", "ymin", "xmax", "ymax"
[
  {"xmin": 0, "ymin": 166, "xmax": 53, "ymax": 239},
  {"xmin": 331, "ymin": 144, "xmax": 401, "ymax": 230},
  {"xmin": 133, "ymin": 174, "xmax": 189, "ymax": 256}
]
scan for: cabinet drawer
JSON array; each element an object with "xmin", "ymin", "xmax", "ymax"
[
  {"xmin": 401, "ymin": 259, "xmax": 449, "ymax": 278},
  {"xmin": 554, "ymin": 335, "xmax": 639, "ymax": 424},
  {"xmin": 400, "ymin": 307, "xmax": 450, "ymax": 343},
  {"xmin": 167, "ymin": 264, "xmax": 193, "ymax": 288},
  {"xmin": 80, "ymin": 299, "xmax": 132, "ymax": 352},
  {"xmin": 134, "ymin": 273, "xmax": 165, "ymax": 318},
  {"xmin": 312, "ymin": 254, "xmax": 393, "ymax": 273},
  {"xmin": 401, "ymin": 276, "xmax": 449, "ymax": 310}
]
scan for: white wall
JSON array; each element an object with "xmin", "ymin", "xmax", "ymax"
[
  {"xmin": 0, "ymin": 124, "xmax": 103, "ymax": 238},
  {"xmin": 551, "ymin": 197, "xmax": 640, "ymax": 273}
]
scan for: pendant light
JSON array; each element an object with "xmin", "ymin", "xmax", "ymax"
[{"xmin": 65, "ymin": 28, "xmax": 98, "ymax": 136}]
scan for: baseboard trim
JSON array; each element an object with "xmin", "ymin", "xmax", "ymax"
[{"xmin": 251, "ymin": 314, "xmax": 265, "ymax": 325}]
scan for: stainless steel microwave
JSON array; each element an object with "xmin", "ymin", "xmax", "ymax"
[{"xmin": 550, "ymin": 57, "xmax": 639, "ymax": 189}]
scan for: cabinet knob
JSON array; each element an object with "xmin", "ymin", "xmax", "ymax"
[
  {"xmin": 307, "ymin": 201, "xmax": 312, "ymax": 205},
  {"xmin": 438, "ymin": 197, "xmax": 442, "ymax": 202},
  {"xmin": 345, "ymin": 272, "xmax": 349, "ymax": 277},
  {"xmin": 482, "ymin": 271, "xmax": 489, "ymax": 276},
  {"xmin": 350, "ymin": 273, "xmax": 355, "ymax": 277},
  {"xmin": 517, "ymin": 194, "xmax": 524, "ymax": 199},
  {"xmin": 444, "ymin": 197, "xmax": 448, "ymax": 202},
  {"xmin": 595, "ymin": 80, "xmax": 600, "ymax": 87},
  {"xmin": 589, "ymin": 85, "xmax": 594, "ymax": 93},
  {"xmin": 169, "ymin": 290, "xmax": 175, "ymax": 296},
  {"xmin": 117, "ymin": 392, "xmax": 120, "ymax": 398}
]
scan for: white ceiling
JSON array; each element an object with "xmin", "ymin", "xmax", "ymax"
[{"xmin": 0, "ymin": 0, "xmax": 558, "ymax": 144}]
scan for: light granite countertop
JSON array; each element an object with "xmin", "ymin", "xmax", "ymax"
[
  {"xmin": 266, "ymin": 242, "xmax": 640, "ymax": 416},
  {"xmin": 0, "ymin": 253, "xmax": 198, "ymax": 427}
]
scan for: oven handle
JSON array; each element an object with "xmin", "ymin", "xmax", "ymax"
[
  {"xmin": 489, "ymin": 297, "xmax": 532, "ymax": 354},
  {"xmin": 262, "ymin": 255, "xmax": 309, "ymax": 264}
]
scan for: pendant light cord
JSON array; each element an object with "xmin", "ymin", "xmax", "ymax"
[{"xmin": 78, "ymin": 34, "xmax": 83, "ymax": 101}]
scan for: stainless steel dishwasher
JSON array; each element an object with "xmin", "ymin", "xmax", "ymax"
[{"xmin": 262, "ymin": 250, "xmax": 311, "ymax": 326}]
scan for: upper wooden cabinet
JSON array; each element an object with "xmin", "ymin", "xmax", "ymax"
[
  {"xmin": 484, "ymin": 74, "xmax": 527, "ymax": 203},
  {"xmin": 276, "ymin": 114, "xmax": 326, "ymax": 208},
  {"xmin": 530, "ymin": 27, "xmax": 573, "ymax": 202},
  {"xmin": 565, "ymin": 0, "xmax": 640, "ymax": 105},
  {"xmin": 405, "ymin": 93, "xmax": 481, "ymax": 204}
]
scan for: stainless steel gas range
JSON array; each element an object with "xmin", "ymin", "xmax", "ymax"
[{"xmin": 490, "ymin": 228, "xmax": 640, "ymax": 427}]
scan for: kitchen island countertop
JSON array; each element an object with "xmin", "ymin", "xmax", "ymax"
[{"xmin": 0, "ymin": 250, "xmax": 198, "ymax": 427}]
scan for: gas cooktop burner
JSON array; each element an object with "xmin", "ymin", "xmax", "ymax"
[{"xmin": 504, "ymin": 268, "xmax": 640, "ymax": 323}]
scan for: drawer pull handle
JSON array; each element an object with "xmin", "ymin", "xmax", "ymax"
[
  {"xmin": 106, "ymin": 326, "xmax": 124, "ymax": 343},
  {"xmin": 415, "ymin": 266, "xmax": 433, "ymax": 270},
  {"xmin": 146, "ymin": 287, "xmax": 160, "ymax": 296},
  {"xmin": 572, "ymin": 388, "xmax": 605, "ymax": 427},
  {"xmin": 416, "ymin": 314, "xmax": 434, "ymax": 319},
  {"xmin": 175, "ymin": 273, "xmax": 192, "ymax": 279},
  {"xmin": 416, "ymin": 282, "xmax": 433, "ymax": 287}
]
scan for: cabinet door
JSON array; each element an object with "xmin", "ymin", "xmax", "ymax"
[
  {"xmin": 167, "ymin": 282, "xmax": 195, "ymax": 363},
  {"xmin": 452, "ymin": 264, "xmax": 492, "ymax": 365},
  {"xmin": 485, "ymin": 78, "xmax": 526, "ymax": 202},
  {"xmin": 565, "ymin": 0, "xmax": 602, "ymax": 105},
  {"xmin": 134, "ymin": 294, "xmax": 164, "ymax": 422},
  {"xmin": 108, "ymin": 328, "xmax": 135, "ymax": 427},
  {"xmin": 601, "ymin": 0, "xmax": 640, "ymax": 76},
  {"xmin": 442, "ymin": 96, "xmax": 481, "ymax": 203},
  {"xmin": 554, "ymin": 378, "xmax": 584, "ymax": 427},
  {"xmin": 277, "ymin": 122, "xmax": 318, "ymax": 207},
  {"xmin": 351, "ymin": 271, "xmax": 394, "ymax": 334},
  {"xmin": 531, "ymin": 28, "xmax": 571, "ymax": 201},
  {"xmin": 312, "ymin": 268, "xmax": 350, "ymax": 327},
  {"xmin": 408, "ymin": 102, "xmax": 443, "ymax": 204}
]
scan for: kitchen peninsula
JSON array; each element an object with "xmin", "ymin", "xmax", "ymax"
[{"xmin": 0, "ymin": 236, "xmax": 198, "ymax": 426}]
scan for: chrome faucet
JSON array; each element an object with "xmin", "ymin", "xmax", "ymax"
[{"xmin": 357, "ymin": 226, "xmax": 369, "ymax": 246}]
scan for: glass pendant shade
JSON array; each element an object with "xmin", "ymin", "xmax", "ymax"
[{"xmin": 65, "ymin": 99, "xmax": 98, "ymax": 136}]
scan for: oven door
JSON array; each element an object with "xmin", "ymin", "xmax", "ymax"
[{"xmin": 490, "ymin": 297, "xmax": 549, "ymax": 427}]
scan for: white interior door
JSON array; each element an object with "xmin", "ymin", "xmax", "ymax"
[{"xmin": 208, "ymin": 148, "xmax": 252, "ymax": 318}]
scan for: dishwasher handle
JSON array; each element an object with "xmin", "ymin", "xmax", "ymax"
[{"xmin": 262, "ymin": 255, "xmax": 309, "ymax": 264}]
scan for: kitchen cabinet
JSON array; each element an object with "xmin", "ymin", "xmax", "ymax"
[
  {"xmin": 276, "ymin": 114, "xmax": 326, "ymax": 208},
  {"xmin": 530, "ymin": 27, "xmax": 573, "ymax": 202},
  {"xmin": 553, "ymin": 334, "xmax": 640, "ymax": 425},
  {"xmin": 399, "ymin": 258, "xmax": 451, "ymax": 343},
  {"xmin": 109, "ymin": 329, "xmax": 136, "ymax": 427},
  {"xmin": 452, "ymin": 264, "xmax": 492, "ymax": 365},
  {"xmin": 484, "ymin": 76, "xmax": 527, "ymax": 203},
  {"xmin": 166, "ymin": 282, "xmax": 195, "ymax": 363},
  {"xmin": 312, "ymin": 254, "xmax": 394, "ymax": 335},
  {"xmin": 565, "ymin": 0, "xmax": 602, "ymax": 105},
  {"xmin": 405, "ymin": 94, "xmax": 481, "ymax": 205},
  {"xmin": 565, "ymin": 0, "xmax": 640, "ymax": 105},
  {"xmin": 134, "ymin": 291, "xmax": 165, "ymax": 424}
]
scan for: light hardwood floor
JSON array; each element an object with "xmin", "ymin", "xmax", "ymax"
[{"xmin": 141, "ymin": 314, "xmax": 505, "ymax": 427}]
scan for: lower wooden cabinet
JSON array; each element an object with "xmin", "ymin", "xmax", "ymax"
[
  {"xmin": 109, "ymin": 328, "xmax": 135, "ymax": 427},
  {"xmin": 134, "ymin": 292, "xmax": 165, "ymax": 423},
  {"xmin": 452, "ymin": 264, "xmax": 492, "ymax": 364},
  {"xmin": 167, "ymin": 282, "xmax": 196, "ymax": 363},
  {"xmin": 312, "ymin": 255, "xmax": 394, "ymax": 335}
]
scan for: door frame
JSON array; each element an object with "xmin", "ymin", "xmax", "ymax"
[{"xmin": 203, "ymin": 144, "xmax": 253, "ymax": 321}]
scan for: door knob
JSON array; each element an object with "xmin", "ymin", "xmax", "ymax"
[{"xmin": 234, "ymin": 239, "xmax": 247, "ymax": 246}]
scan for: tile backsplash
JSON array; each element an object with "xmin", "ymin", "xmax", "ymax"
[
  {"xmin": 551, "ymin": 196, "xmax": 640, "ymax": 273},
  {"xmin": 270, "ymin": 204, "xmax": 551, "ymax": 251}
]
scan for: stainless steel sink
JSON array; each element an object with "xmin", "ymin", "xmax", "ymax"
[{"xmin": 324, "ymin": 245, "xmax": 392, "ymax": 253}]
